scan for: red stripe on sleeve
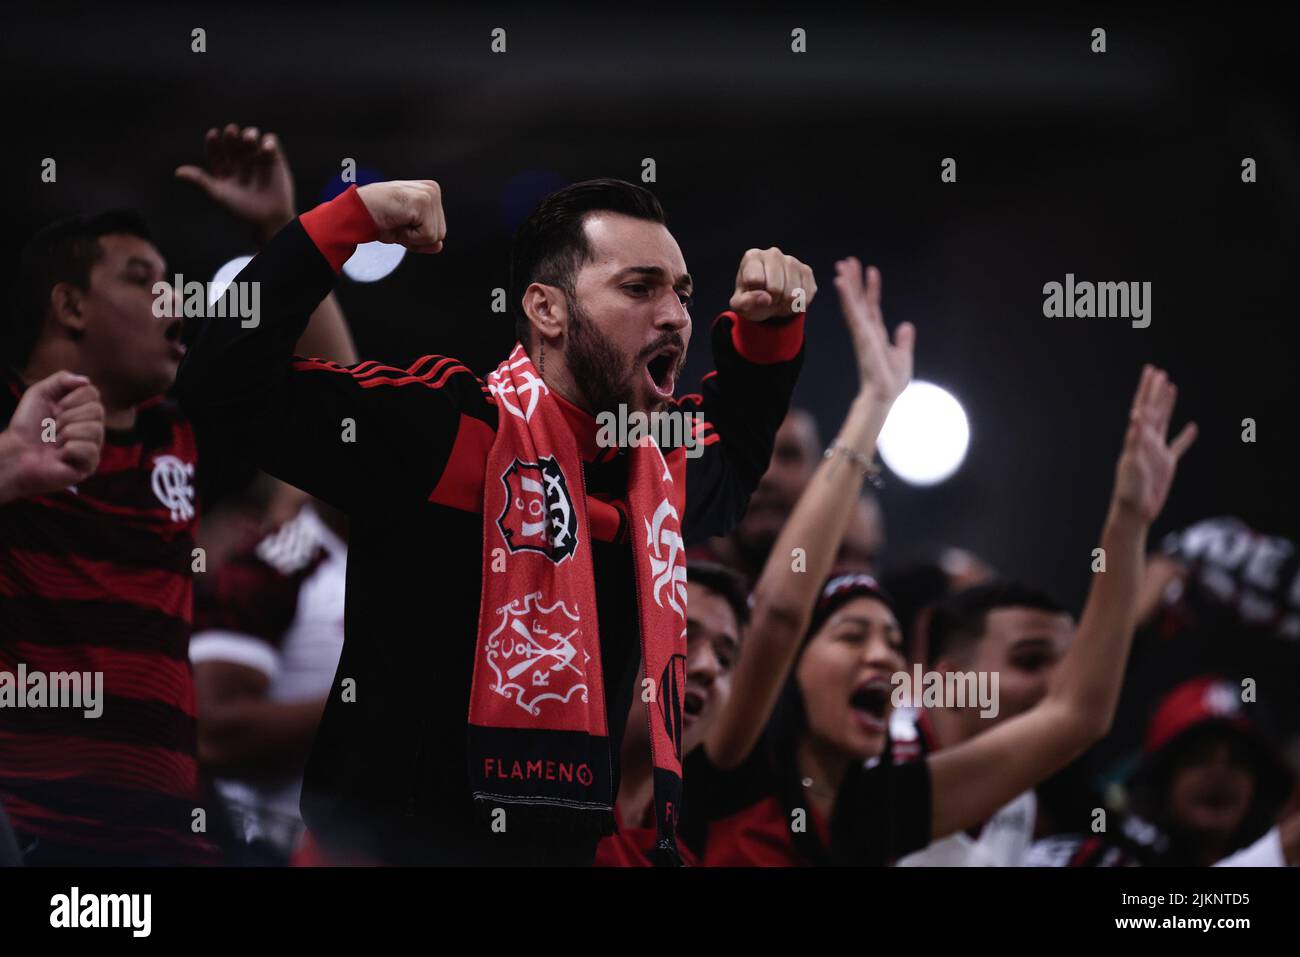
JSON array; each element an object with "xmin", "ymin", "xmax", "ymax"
[
  {"xmin": 725, "ymin": 311, "xmax": 806, "ymax": 364},
  {"xmin": 428, "ymin": 414, "xmax": 496, "ymax": 511},
  {"xmin": 299, "ymin": 186, "xmax": 381, "ymax": 274}
]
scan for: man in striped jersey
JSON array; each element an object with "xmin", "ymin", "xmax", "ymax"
[{"xmin": 0, "ymin": 125, "xmax": 352, "ymax": 864}]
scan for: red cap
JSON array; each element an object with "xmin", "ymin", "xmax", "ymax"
[{"xmin": 1143, "ymin": 676, "xmax": 1254, "ymax": 755}]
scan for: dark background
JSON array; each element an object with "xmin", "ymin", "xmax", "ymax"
[{"xmin": 4, "ymin": 4, "xmax": 1297, "ymax": 609}]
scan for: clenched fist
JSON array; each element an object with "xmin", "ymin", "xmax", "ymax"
[
  {"xmin": 730, "ymin": 247, "xmax": 817, "ymax": 324},
  {"xmin": 0, "ymin": 372, "xmax": 105, "ymax": 505},
  {"xmin": 356, "ymin": 180, "xmax": 446, "ymax": 254}
]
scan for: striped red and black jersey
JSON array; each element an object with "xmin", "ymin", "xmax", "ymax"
[
  {"xmin": 0, "ymin": 371, "xmax": 217, "ymax": 864},
  {"xmin": 192, "ymin": 514, "xmax": 328, "ymax": 648}
]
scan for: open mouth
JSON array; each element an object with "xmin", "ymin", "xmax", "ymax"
[
  {"xmin": 164, "ymin": 318, "xmax": 186, "ymax": 357},
  {"xmin": 849, "ymin": 678, "xmax": 891, "ymax": 732},
  {"xmin": 1194, "ymin": 784, "xmax": 1240, "ymax": 812},
  {"xmin": 643, "ymin": 345, "xmax": 680, "ymax": 399},
  {"xmin": 683, "ymin": 687, "xmax": 706, "ymax": 724}
]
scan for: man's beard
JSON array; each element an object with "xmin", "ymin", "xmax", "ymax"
[
  {"xmin": 565, "ymin": 295, "xmax": 633, "ymax": 415},
  {"xmin": 562, "ymin": 293, "xmax": 688, "ymax": 416}
]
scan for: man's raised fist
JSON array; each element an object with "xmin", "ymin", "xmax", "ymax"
[
  {"xmin": 356, "ymin": 180, "xmax": 446, "ymax": 254},
  {"xmin": 0, "ymin": 372, "xmax": 104, "ymax": 504},
  {"xmin": 729, "ymin": 247, "xmax": 817, "ymax": 324}
]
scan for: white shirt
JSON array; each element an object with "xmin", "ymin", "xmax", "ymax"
[{"xmin": 190, "ymin": 504, "xmax": 347, "ymax": 854}]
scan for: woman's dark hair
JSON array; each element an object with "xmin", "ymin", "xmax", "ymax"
[{"xmin": 764, "ymin": 575, "xmax": 899, "ymax": 865}]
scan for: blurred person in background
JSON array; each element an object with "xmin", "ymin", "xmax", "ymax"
[
  {"xmin": 190, "ymin": 497, "xmax": 349, "ymax": 865},
  {"xmin": 701, "ymin": 408, "xmax": 890, "ymax": 579},
  {"xmin": 1098, "ymin": 517, "xmax": 1300, "ymax": 773},
  {"xmin": 833, "ymin": 491, "xmax": 886, "ymax": 574},
  {"xmin": 0, "ymin": 123, "xmax": 351, "ymax": 864},
  {"xmin": 1026, "ymin": 675, "xmax": 1300, "ymax": 866},
  {"xmin": 881, "ymin": 547, "xmax": 995, "ymax": 666},
  {"xmin": 702, "ymin": 408, "xmax": 819, "ymax": 574},
  {"xmin": 595, "ymin": 560, "xmax": 748, "ymax": 865},
  {"xmin": 889, "ymin": 581, "xmax": 1074, "ymax": 864}
]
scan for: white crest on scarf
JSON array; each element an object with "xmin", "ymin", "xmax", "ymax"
[
  {"xmin": 485, "ymin": 591, "xmax": 590, "ymax": 716},
  {"xmin": 489, "ymin": 348, "xmax": 548, "ymax": 423},
  {"xmin": 644, "ymin": 497, "xmax": 687, "ymax": 619}
]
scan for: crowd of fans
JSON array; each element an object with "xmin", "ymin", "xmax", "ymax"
[{"xmin": 1, "ymin": 124, "xmax": 1296, "ymax": 868}]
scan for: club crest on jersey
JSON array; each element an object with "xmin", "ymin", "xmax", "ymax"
[
  {"xmin": 485, "ymin": 591, "xmax": 589, "ymax": 716},
  {"xmin": 497, "ymin": 456, "xmax": 579, "ymax": 563},
  {"xmin": 150, "ymin": 454, "xmax": 196, "ymax": 523}
]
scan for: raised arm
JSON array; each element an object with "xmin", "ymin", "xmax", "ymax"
[
  {"xmin": 177, "ymin": 123, "xmax": 358, "ymax": 364},
  {"xmin": 927, "ymin": 366, "xmax": 1197, "ymax": 840},
  {"xmin": 705, "ymin": 259, "xmax": 914, "ymax": 768},
  {"xmin": 679, "ymin": 248, "xmax": 813, "ymax": 543},
  {"xmin": 174, "ymin": 178, "xmax": 480, "ymax": 515}
]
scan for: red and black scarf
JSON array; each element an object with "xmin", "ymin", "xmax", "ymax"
[{"xmin": 468, "ymin": 344, "xmax": 689, "ymax": 863}]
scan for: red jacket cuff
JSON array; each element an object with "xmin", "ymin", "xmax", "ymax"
[
  {"xmin": 726, "ymin": 311, "xmax": 805, "ymax": 364},
  {"xmin": 299, "ymin": 185, "xmax": 380, "ymax": 274}
]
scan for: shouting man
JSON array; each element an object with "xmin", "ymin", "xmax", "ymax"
[{"xmin": 176, "ymin": 176, "xmax": 812, "ymax": 864}]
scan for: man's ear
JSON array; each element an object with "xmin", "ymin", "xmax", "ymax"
[
  {"xmin": 50, "ymin": 282, "xmax": 88, "ymax": 337},
  {"xmin": 522, "ymin": 282, "xmax": 569, "ymax": 342}
]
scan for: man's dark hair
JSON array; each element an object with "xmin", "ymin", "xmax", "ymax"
[
  {"xmin": 927, "ymin": 580, "xmax": 1066, "ymax": 665},
  {"xmin": 8, "ymin": 211, "xmax": 153, "ymax": 367},
  {"xmin": 687, "ymin": 559, "xmax": 751, "ymax": 631},
  {"xmin": 507, "ymin": 178, "xmax": 666, "ymax": 345}
]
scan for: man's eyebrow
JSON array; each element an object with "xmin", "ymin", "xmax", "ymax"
[
  {"xmin": 831, "ymin": 614, "xmax": 876, "ymax": 629},
  {"xmin": 1008, "ymin": 636, "xmax": 1060, "ymax": 652},
  {"xmin": 614, "ymin": 265, "xmax": 693, "ymax": 290},
  {"xmin": 124, "ymin": 256, "xmax": 164, "ymax": 274}
]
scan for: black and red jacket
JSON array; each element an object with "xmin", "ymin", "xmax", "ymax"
[{"xmin": 176, "ymin": 186, "xmax": 803, "ymax": 864}]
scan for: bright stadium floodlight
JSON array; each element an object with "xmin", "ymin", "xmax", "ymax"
[
  {"xmin": 208, "ymin": 256, "xmax": 253, "ymax": 305},
  {"xmin": 343, "ymin": 240, "xmax": 405, "ymax": 282},
  {"xmin": 877, "ymin": 380, "xmax": 970, "ymax": 486}
]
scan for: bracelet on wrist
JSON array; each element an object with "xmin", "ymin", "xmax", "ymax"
[{"xmin": 824, "ymin": 442, "xmax": 884, "ymax": 489}]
